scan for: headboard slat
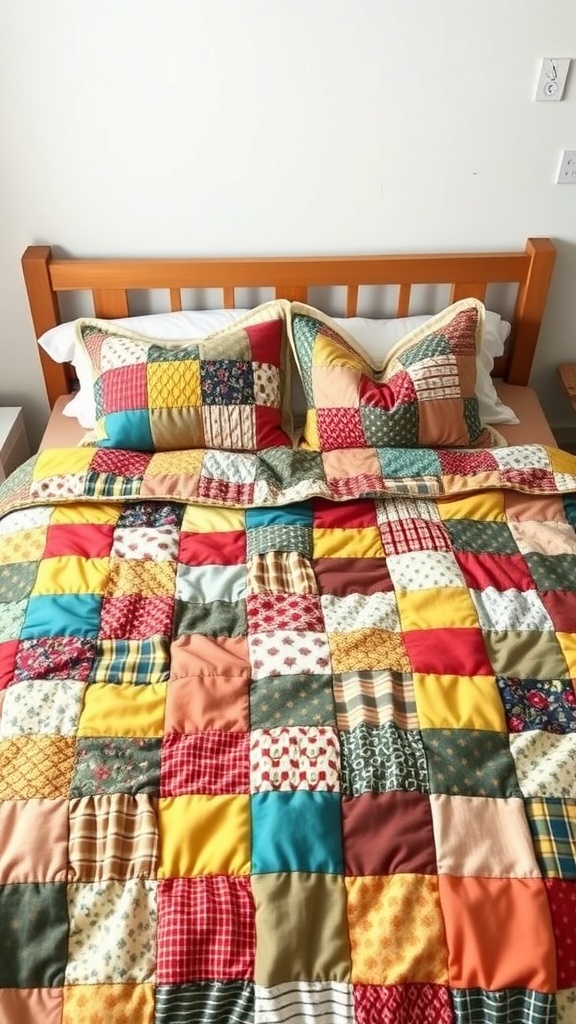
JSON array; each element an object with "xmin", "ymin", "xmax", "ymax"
[
  {"xmin": 346, "ymin": 286, "xmax": 359, "ymax": 317},
  {"xmin": 93, "ymin": 289, "xmax": 129, "ymax": 319},
  {"xmin": 223, "ymin": 287, "xmax": 235, "ymax": 309},
  {"xmin": 397, "ymin": 284, "xmax": 411, "ymax": 318},
  {"xmin": 169, "ymin": 288, "xmax": 182, "ymax": 312},
  {"xmin": 450, "ymin": 282, "xmax": 488, "ymax": 304}
]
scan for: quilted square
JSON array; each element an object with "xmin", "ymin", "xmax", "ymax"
[
  {"xmin": 156, "ymin": 983, "xmax": 254, "ymax": 1024},
  {"xmin": 249, "ymin": 673, "xmax": 335, "ymax": 729},
  {"xmin": 333, "ymin": 670, "xmax": 418, "ymax": 731},
  {"xmin": 158, "ymin": 794, "xmax": 250, "ymax": 877},
  {"xmin": 160, "ymin": 730, "xmax": 250, "ymax": 795},
  {"xmin": 177, "ymin": 564, "xmax": 247, "ymax": 603},
  {"xmin": 387, "ymin": 550, "xmax": 466, "ymax": 591},
  {"xmin": 156, "ymin": 876, "xmax": 255, "ymax": 983},
  {"xmin": 342, "ymin": 791, "xmax": 437, "ymax": 875},
  {"xmin": 65, "ymin": 878, "xmax": 156, "ymax": 983},
  {"xmin": 397, "ymin": 587, "xmax": 478, "ymax": 631},
  {"xmin": 0, "ymin": 797, "xmax": 68, "ymax": 883},
  {"xmin": 247, "ymin": 593, "xmax": 323, "ymax": 633},
  {"xmin": 525, "ymin": 797, "xmax": 576, "ymax": 879},
  {"xmin": 340, "ymin": 722, "xmax": 429, "ymax": 796},
  {"xmin": 77, "ymin": 683, "xmax": 166, "ymax": 738},
  {"xmin": 14, "ymin": 636, "xmax": 96, "ymax": 683},
  {"xmin": 403, "ymin": 627, "xmax": 495, "ymax": 676},
  {"xmin": 289, "ymin": 299, "xmax": 493, "ymax": 451},
  {"xmin": 248, "ymin": 630, "xmax": 331, "ymax": 680},
  {"xmin": 251, "ymin": 791, "xmax": 342, "ymax": 874},
  {"xmin": 544, "ymin": 879, "xmax": 576, "ymax": 988},
  {"xmin": 91, "ymin": 638, "xmax": 170, "ymax": 685},
  {"xmin": 175, "ymin": 598, "xmax": 246, "ymax": 638},
  {"xmin": 148, "ymin": 358, "xmax": 201, "ymax": 407},
  {"xmin": 471, "ymin": 586, "xmax": 554, "ymax": 631},
  {"xmin": 21, "ymin": 593, "xmax": 102, "ymax": 638},
  {"xmin": 510, "ymin": 731, "xmax": 576, "ymax": 798},
  {"xmin": 44, "ymin": 522, "xmax": 114, "ymax": 559},
  {"xmin": 68, "ymin": 793, "xmax": 158, "ymax": 881},
  {"xmin": 483, "ymin": 630, "xmax": 569, "ymax": 680},
  {"xmin": 414, "ymin": 673, "xmax": 506, "ymax": 731},
  {"xmin": 346, "ymin": 874, "xmax": 448, "ymax": 984},
  {"xmin": 165, "ymin": 675, "xmax": 249, "ymax": 732},
  {"xmin": 0, "ymin": 562, "xmax": 38, "ymax": 603},
  {"xmin": 313, "ymin": 526, "xmax": 384, "ymax": 560},
  {"xmin": 170, "ymin": 635, "xmax": 249, "ymax": 680},
  {"xmin": 0, "ymin": 882, "xmax": 68, "ymax": 987},
  {"xmin": 100, "ymin": 595, "xmax": 174, "ymax": 640},
  {"xmin": 321, "ymin": 592, "xmax": 400, "ymax": 634},
  {"xmin": 0, "ymin": 598, "xmax": 26, "ymax": 643},
  {"xmin": 313, "ymin": 557, "xmax": 393, "ymax": 597},
  {"xmin": 250, "ymin": 726, "xmax": 340, "ymax": 791},
  {"xmin": 451, "ymin": 989, "xmax": 555, "ymax": 1024},
  {"xmin": 0, "ymin": 678, "xmax": 85, "ymax": 736},
  {"xmin": 329, "ymin": 628, "xmax": 411, "ymax": 674},
  {"xmin": 422, "ymin": 729, "xmax": 520, "ymax": 797},
  {"xmin": 354, "ymin": 984, "xmax": 454, "ymax": 1024},
  {"xmin": 70, "ymin": 737, "xmax": 161, "ymax": 796},
  {"xmin": 0, "ymin": 989, "xmax": 63, "ymax": 1024},
  {"xmin": 439, "ymin": 875, "xmax": 555, "ymax": 991},
  {"xmin": 497, "ymin": 676, "xmax": 576, "ymax": 734},
  {"xmin": 0, "ymin": 735, "xmax": 75, "ymax": 799},
  {"xmin": 255, "ymin": 982, "xmax": 352, "ymax": 1023},
  {"xmin": 430, "ymin": 794, "xmax": 540, "ymax": 878},
  {"xmin": 77, "ymin": 302, "xmax": 292, "ymax": 451},
  {"xmin": 252, "ymin": 872, "xmax": 350, "ymax": 986},
  {"xmin": 62, "ymin": 984, "xmax": 155, "ymax": 1024}
]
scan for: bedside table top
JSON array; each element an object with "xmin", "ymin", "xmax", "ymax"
[{"xmin": 558, "ymin": 364, "xmax": 576, "ymax": 409}]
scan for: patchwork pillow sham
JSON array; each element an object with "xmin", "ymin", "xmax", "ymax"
[
  {"xmin": 288, "ymin": 298, "xmax": 497, "ymax": 451},
  {"xmin": 76, "ymin": 301, "xmax": 293, "ymax": 452}
]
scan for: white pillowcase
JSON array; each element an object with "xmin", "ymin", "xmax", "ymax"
[{"xmin": 38, "ymin": 306, "xmax": 518, "ymax": 429}]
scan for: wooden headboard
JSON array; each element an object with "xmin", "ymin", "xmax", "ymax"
[{"xmin": 22, "ymin": 239, "xmax": 556, "ymax": 408}]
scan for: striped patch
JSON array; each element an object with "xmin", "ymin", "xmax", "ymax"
[
  {"xmin": 255, "ymin": 982, "xmax": 353, "ymax": 1023},
  {"xmin": 154, "ymin": 981, "xmax": 254, "ymax": 1023},
  {"xmin": 333, "ymin": 671, "xmax": 418, "ymax": 730},
  {"xmin": 68, "ymin": 793, "xmax": 158, "ymax": 881}
]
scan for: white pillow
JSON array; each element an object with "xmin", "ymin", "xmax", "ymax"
[{"xmin": 38, "ymin": 307, "xmax": 518, "ymax": 429}]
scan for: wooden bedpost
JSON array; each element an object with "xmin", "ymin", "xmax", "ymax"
[
  {"xmin": 21, "ymin": 245, "xmax": 70, "ymax": 407},
  {"xmin": 507, "ymin": 238, "xmax": 556, "ymax": 386}
]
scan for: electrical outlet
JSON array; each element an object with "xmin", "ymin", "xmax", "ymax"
[
  {"xmin": 535, "ymin": 57, "xmax": 571, "ymax": 101},
  {"xmin": 557, "ymin": 151, "xmax": 576, "ymax": 184}
]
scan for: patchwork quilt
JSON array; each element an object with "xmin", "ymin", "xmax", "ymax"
[{"xmin": 1, "ymin": 443, "xmax": 576, "ymax": 1024}]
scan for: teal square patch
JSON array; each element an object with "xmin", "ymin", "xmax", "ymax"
[
  {"xmin": 98, "ymin": 410, "xmax": 153, "ymax": 451},
  {"xmin": 251, "ymin": 791, "xmax": 343, "ymax": 874},
  {"xmin": 22, "ymin": 594, "xmax": 102, "ymax": 639}
]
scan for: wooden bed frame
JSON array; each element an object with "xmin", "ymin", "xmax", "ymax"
[{"xmin": 21, "ymin": 238, "xmax": 556, "ymax": 409}]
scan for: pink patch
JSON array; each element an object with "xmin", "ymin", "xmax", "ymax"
[
  {"xmin": 160, "ymin": 730, "xmax": 250, "ymax": 796},
  {"xmin": 197, "ymin": 478, "xmax": 255, "ymax": 505},
  {"xmin": 438, "ymin": 449, "xmax": 499, "ymax": 475},
  {"xmin": 101, "ymin": 364, "xmax": 148, "ymax": 414},
  {"xmin": 502, "ymin": 469, "xmax": 557, "ymax": 491},
  {"xmin": 316, "ymin": 408, "xmax": 365, "ymax": 450},
  {"xmin": 91, "ymin": 449, "xmax": 151, "ymax": 477},
  {"xmin": 354, "ymin": 983, "xmax": 454, "ymax": 1024}
]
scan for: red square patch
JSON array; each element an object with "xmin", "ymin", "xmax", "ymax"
[
  {"xmin": 456, "ymin": 552, "xmax": 535, "ymax": 592},
  {"xmin": 245, "ymin": 319, "xmax": 282, "ymax": 365},
  {"xmin": 404, "ymin": 627, "xmax": 492, "ymax": 676},
  {"xmin": 354, "ymin": 983, "xmax": 454, "ymax": 1024},
  {"xmin": 313, "ymin": 498, "xmax": 378, "ymax": 530},
  {"xmin": 540, "ymin": 590, "xmax": 576, "ymax": 634},
  {"xmin": 160, "ymin": 730, "xmax": 250, "ymax": 796},
  {"xmin": 44, "ymin": 524, "xmax": 114, "ymax": 559},
  {"xmin": 179, "ymin": 531, "xmax": 246, "ymax": 567},
  {"xmin": 100, "ymin": 595, "xmax": 174, "ymax": 640},
  {"xmin": 14, "ymin": 637, "xmax": 96, "ymax": 683},
  {"xmin": 0, "ymin": 641, "xmax": 18, "ymax": 690},
  {"xmin": 255, "ymin": 405, "xmax": 288, "ymax": 448},
  {"xmin": 90, "ymin": 450, "xmax": 151, "ymax": 476},
  {"xmin": 246, "ymin": 593, "xmax": 324, "ymax": 633},
  {"xmin": 438, "ymin": 449, "xmax": 499, "ymax": 475},
  {"xmin": 545, "ymin": 879, "xmax": 576, "ymax": 988},
  {"xmin": 380, "ymin": 518, "xmax": 451, "ymax": 556},
  {"xmin": 317, "ymin": 408, "xmax": 365, "ymax": 449},
  {"xmin": 156, "ymin": 876, "xmax": 255, "ymax": 983},
  {"xmin": 198, "ymin": 479, "xmax": 255, "ymax": 505},
  {"xmin": 102, "ymin": 364, "xmax": 148, "ymax": 414}
]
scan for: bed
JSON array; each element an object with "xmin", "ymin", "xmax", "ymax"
[{"xmin": 1, "ymin": 237, "xmax": 574, "ymax": 1024}]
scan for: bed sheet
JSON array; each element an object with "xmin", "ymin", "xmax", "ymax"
[{"xmin": 0, "ymin": 442, "xmax": 575, "ymax": 1024}]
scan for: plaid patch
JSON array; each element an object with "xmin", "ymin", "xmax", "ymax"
[
  {"xmin": 247, "ymin": 551, "xmax": 318, "ymax": 595},
  {"xmin": 68, "ymin": 793, "xmax": 158, "ymax": 880},
  {"xmin": 156, "ymin": 876, "xmax": 255, "ymax": 983},
  {"xmin": 451, "ymin": 987, "xmax": 554, "ymax": 1024},
  {"xmin": 379, "ymin": 517, "xmax": 452, "ymax": 556},
  {"xmin": 91, "ymin": 638, "xmax": 170, "ymax": 685},
  {"xmin": 160, "ymin": 731, "xmax": 250, "ymax": 796},
  {"xmin": 525, "ymin": 797, "xmax": 576, "ymax": 878}
]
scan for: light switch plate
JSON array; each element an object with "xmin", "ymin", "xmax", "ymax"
[{"xmin": 535, "ymin": 57, "xmax": 571, "ymax": 101}]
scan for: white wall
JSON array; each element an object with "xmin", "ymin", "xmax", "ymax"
[{"xmin": 1, "ymin": 0, "xmax": 576, "ymax": 447}]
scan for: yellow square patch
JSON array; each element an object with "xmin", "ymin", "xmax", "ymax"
[
  {"xmin": 313, "ymin": 527, "xmax": 384, "ymax": 559},
  {"xmin": 108, "ymin": 560, "xmax": 175, "ymax": 598},
  {"xmin": 51, "ymin": 503, "xmax": 121, "ymax": 527},
  {"xmin": 78, "ymin": 683, "xmax": 167, "ymax": 738},
  {"xmin": 0, "ymin": 527, "xmax": 47, "ymax": 566},
  {"xmin": 414, "ymin": 673, "xmax": 506, "ymax": 731},
  {"xmin": 33, "ymin": 556, "xmax": 109, "ymax": 596},
  {"xmin": 556, "ymin": 632, "xmax": 576, "ymax": 675},
  {"xmin": 148, "ymin": 450, "xmax": 205, "ymax": 477},
  {"xmin": 438, "ymin": 491, "xmax": 505, "ymax": 522},
  {"xmin": 397, "ymin": 587, "xmax": 478, "ymax": 631},
  {"xmin": 147, "ymin": 359, "xmax": 201, "ymax": 409},
  {"xmin": 158, "ymin": 794, "xmax": 250, "ymax": 877},
  {"xmin": 63, "ymin": 983, "xmax": 155, "ymax": 1024},
  {"xmin": 548, "ymin": 446, "xmax": 576, "ymax": 476},
  {"xmin": 313, "ymin": 331, "xmax": 365, "ymax": 371},
  {"xmin": 182, "ymin": 504, "xmax": 245, "ymax": 534},
  {"xmin": 32, "ymin": 448, "xmax": 95, "ymax": 481}
]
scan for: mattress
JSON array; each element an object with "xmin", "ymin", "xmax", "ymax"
[{"xmin": 40, "ymin": 383, "xmax": 558, "ymax": 451}]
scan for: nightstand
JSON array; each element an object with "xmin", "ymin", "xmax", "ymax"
[{"xmin": 0, "ymin": 408, "xmax": 30, "ymax": 484}]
